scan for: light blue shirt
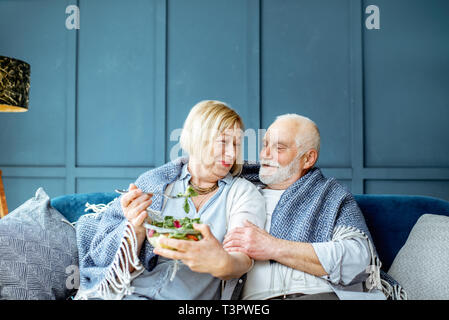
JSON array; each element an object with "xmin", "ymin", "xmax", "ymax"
[
  {"xmin": 313, "ymin": 239, "xmax": 386, "ymax": 300},
  {"xmin": 125, "ymin": 163, "xmax": 235, "ymax": 300},
  {"xmin": 313, "ymin": 238, "xmax": 370, "ymax": 286}
]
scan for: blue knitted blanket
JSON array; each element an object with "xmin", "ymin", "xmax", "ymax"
[
  {"xmin": 75, "ymin": 157, "xmax": 188, "ymax": 299},
  {"xmin": 240, "ymin": 163, "xmax": 407, "ymax": 300}
]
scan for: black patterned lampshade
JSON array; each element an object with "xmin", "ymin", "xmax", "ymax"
[{"xmin": 0, "ymin": 56, "xmax": 30, "ymax": 112}]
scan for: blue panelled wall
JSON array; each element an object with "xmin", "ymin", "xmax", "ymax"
[{"xmin": 1, "ymin": 0, "xmax": 448, "ymax": 211}]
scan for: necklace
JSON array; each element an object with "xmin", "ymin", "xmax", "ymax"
[
  {"xmin": 190, "ymin": 185, "xmax": 218, "ymax": 212},
  {"xmin": 195, "ymin": 194, "xmax": 211, "ymax": 212},
  {"xmin": 189, "ymin": 180, "xmax": 219, "ymax": 195}
]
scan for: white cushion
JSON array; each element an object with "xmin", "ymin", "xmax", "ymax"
[{"xmin": 388, "ymin": 214, "xmax": 449, "ymax": 300}]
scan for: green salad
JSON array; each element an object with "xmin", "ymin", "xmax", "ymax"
[
  {"xmin": 146, "ymin": 186, "xmax": 202, "ymax": 249},
  {"xmin": 147, "ymin": 216, "xmax": 203, "ymax": 249},
  {"xmin": 150, "ymin": 216, "xmax": 202, "ymax": 238}
]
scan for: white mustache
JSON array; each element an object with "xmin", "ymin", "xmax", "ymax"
[{"xmin": 260, "ymin": 159, "xmax": 280, "ymax": 168}]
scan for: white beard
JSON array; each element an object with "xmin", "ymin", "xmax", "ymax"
[{"xmin": 259, "ymin": 155, "xmax": 301, "ymax": 186}]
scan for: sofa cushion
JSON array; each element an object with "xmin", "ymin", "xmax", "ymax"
[
  {"xmin": 0, "ymin": 188, "xmax": 78, "ymax": 300},
  {"xmin": 388, "ymin": 214, "xmax": 449, "ymax": 299}
]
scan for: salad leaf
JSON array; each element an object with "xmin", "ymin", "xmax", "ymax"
[
  {"xmin": 176, "ymin": 185, "xmax": 199, "ymax": 199},
  {"xmin": 168, "ymin": 233, "xmax": 188, "ymax": 239},
  {"xmin": 176, "ymin": 185, "xmax": 199, "ymax": 213},
  {"xmin": 163, "ymin": 216, "xmax": 174, "ymax": 228},
  {"xmin": 183, "ymin": 199, "xmax": 190, "ymax": 213}
]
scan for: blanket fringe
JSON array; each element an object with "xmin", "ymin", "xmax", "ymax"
[
  {"xmin": 74, "ymin": 221, "xmax": 144, "ymax": 300},
  {"xmin": 69, "ymin": 199, "xmax": 117, "ymax": 228},
  {"xmin": 332, "ymin": 225, "xmax": 407, "ymax": 300},
  {"xmin": 84, "ymin": 200, "xmax": 116, "ymax": 214},
  {"xmin": 380, "ymin": 278, "xmax": 408, "ymax": 300}
]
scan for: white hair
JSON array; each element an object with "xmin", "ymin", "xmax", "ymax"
[{"xmin": 275, "ymin": 113, "xmax": 320, "ymax": 157}]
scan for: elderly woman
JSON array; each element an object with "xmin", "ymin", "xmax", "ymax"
[{"xmin": 74, "ymin": 100, "xmax": 266, "ymax": 300}]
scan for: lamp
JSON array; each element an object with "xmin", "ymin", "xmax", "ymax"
[{"xmin": 0, "ymin": 56, "xmax": 31, "ymax": 217}]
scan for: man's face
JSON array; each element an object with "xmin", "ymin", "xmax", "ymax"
[{"xmin": 259, "ymin": 120, "xmax": 302, "ymax": 186}]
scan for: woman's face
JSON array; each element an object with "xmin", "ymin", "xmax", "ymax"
[{"xmin": 207, "ymin": 126, "xmax": 242, "ymax": 178}]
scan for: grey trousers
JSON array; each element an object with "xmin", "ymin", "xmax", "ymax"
[{"xmin": 268, "ymin": 292, "xmax": 339, "ymax": 300}]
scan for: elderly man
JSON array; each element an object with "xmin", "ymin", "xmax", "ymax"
[{"xmin": 222, "ymin": 114, "xmax": 401, "ymax": 300}]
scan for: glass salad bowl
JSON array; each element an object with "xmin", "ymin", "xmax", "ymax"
[{"xmin": 144, "ymin": 216, "xmax": 203, "ymax": 249}]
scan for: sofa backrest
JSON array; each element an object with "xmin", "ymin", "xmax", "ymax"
[
  {"xmin": 51, "ymin": 192, "xmax": 449, "ymax": 272},
  {"xmin": 354, "ymin": 194, "xmax": 449, "ymax": 271},
  {"xmin": 51, "ymin": 192, "xmax": 117, "ymax": 224}
]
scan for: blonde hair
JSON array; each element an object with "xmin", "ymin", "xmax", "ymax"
[{"xmin": 180, "ymin": 100, "xmax": 244, "ymax": 176}]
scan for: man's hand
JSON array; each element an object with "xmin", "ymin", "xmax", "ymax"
[
  {"xmin": 153, "ymin": 223, "xmax": 231, "ymax": 278},
  {"xmin": 223, "ymin": 220, "xmax": 278, "ymax": 261},
  {"xmin": 223, "ymin": 220, "xmax": 328, "ymax": 277}
]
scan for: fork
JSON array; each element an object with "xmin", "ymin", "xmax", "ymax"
[
  {"xmin": 114, "ymin": 189, "xmax": 178, "ymax": 200},
  {"xmin": 114, "ymin": 189, "xmax": 167, "ymax": 222}
]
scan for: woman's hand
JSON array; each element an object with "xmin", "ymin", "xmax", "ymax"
[
  {"xmin": 153, "ymin": 224, "xmax": 232, "ymax": 278},
  {"xmin": 120, "ymin": 183, "xmax": 153, "ymax": 242}
]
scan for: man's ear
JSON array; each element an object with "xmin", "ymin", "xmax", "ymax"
[{"xmin": 303, "ymin": 149, "xmax": 318, "ymax": 170}]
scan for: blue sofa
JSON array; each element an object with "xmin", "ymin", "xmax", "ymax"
[{"xmin": 51, "ymin": 192, "xmax": 449, "ymax": 272}]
